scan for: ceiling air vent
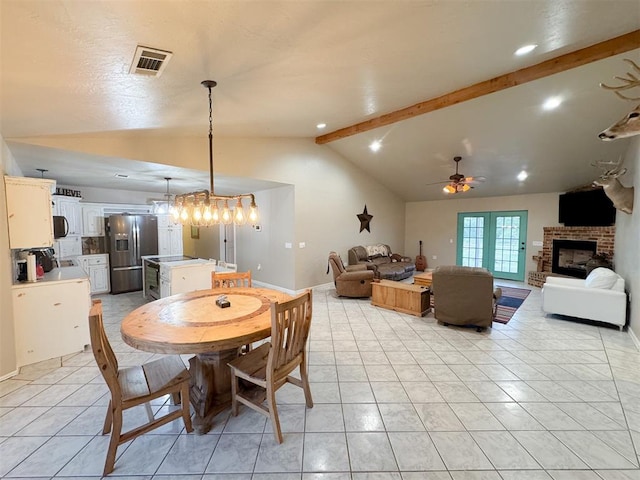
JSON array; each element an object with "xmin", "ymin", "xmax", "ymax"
[{"xmin": 129, "ymin": 46, "xmax": 172, "ymax": 77}]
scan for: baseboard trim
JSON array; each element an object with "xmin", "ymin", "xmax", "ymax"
[
  {"xmin": 628, "ymin": 325, "xmax": 640, "ymax": 351},
  {"xmin": 252, "ymin": 280, "xmax": 335, "ymax": 296},
  {"xmin": 0, "ymin": 369, "xmax": 19, "ymax": 382},
  {"xmin": 251, "ymin": 280, "xmax": 297, "ymax": 296}
]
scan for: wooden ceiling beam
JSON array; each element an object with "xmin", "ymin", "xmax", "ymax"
[{"xmin": 315, "ymin": 30, "xmax": 640, "ymax": 145}]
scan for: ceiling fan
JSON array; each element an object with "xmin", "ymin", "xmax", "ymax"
[{"xmin": 427, "ymin": 156, "xmax": 486, "ymax": 194}]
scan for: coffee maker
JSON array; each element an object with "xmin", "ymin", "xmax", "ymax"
[{"xmin": 16, "ymin": 259, "xmax": 28, "ymax": 281}]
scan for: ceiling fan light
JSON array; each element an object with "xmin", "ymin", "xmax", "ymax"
[
  {"xmin": 443, "ymin": 185, "xmax": 455, "ymax": 194},
  {"xmin": 461, "ymin": 184, "xmax": 471, "ymax": 192}
]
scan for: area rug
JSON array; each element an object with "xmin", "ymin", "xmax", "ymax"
[{"xmin": 494, "ymin": 286, "xmax": 531, "ymax": 324}]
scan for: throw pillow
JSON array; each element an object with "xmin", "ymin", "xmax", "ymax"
[
  {"xmin": 584, "ymin": 267, "xmax": 618, "ymax": 289},
  {"xmin": 366, "ymin": 244, "xmax": 388, "ymax": 257}
]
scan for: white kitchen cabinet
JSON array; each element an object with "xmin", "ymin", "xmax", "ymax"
[
  {"xmin": 78, "ymin": 254, "xmax": 110, "ymax": 294},
  {"xmin": 157, "ymin": 215, "xmax": 183, "ymax": 256},
  {"xmin": 52, "ymin": 195, "xmax": 82, "ymax": 235},
  {"xmin": 55, "ymin": 235, "xmax": 82, "ymax": 260},
  {"xmin": 81, "ymin": 204, "xmax": 104, "ymax": 236},
  {"xmin": 4, "ymin": 176, "xmax": 55, "ymax": 249},
  {"xmin": 12, "ymin": 272, "xmax": 91, "ymax": 367}
]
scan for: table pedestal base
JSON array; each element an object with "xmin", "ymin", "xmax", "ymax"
[{"xmin": 189, "ymin": 349, "xmax": 239, "ymax": 434}]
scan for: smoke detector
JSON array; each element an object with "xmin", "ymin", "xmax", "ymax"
[{"xmin": 129, "ymin": 45, "xmax": 172, "ymax": 77}]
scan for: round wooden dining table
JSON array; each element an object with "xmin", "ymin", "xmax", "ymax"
[{"xmin": 121, "ymin": 287, "xmax": 291, "ymax": 434}]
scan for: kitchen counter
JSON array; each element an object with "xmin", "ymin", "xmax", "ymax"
[
  {"xmin": 13, "ymin": 266, "xmax": 88, "ymax": 287},
  {"xmin": 12, "ymin": 266, "xmax": 91, "ymax": 367}
]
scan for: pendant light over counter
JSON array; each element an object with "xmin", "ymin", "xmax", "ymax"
[{"xmin": 170, "ymin": 80, "xmax": 259, "ymax": 227}]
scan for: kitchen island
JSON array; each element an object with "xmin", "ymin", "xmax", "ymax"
[
  {"xmin": 12, "ymin": 266, "xmax": 91, "ymax": 367},
  {"xmin": 142, "ymin": 255, "xmax": 234, "ymax": 300}
]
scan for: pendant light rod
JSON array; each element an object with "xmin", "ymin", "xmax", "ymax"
[{"xmin": 202, "ymin": 80, "xmax": 217, "ymax": 195}]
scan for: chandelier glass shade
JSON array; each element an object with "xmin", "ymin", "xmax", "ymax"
[
  {"xmin": 443, "ymin": 183, "xmax": 471, "ymax": 194},
  {"xmin": 170, "ymin": 80, "xmax": 259, "ymax": 227}
]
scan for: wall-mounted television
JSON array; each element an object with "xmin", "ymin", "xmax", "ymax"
[{"xmin": 558, "ymin": 189, "xmax": 616, "ymax": 226}]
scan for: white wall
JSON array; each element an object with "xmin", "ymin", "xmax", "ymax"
[
  {"xmin": 235, "ymin": 185, "xmax": 295, "ymax": 289},
  {"xmin": 405, "ymin": 192, "xmax": 561, "ymax": 274},
  {"xmin": 17, "ymin": 135, "xmax": 407, "ymax": 290},
  {"xmin": 613, "ymin": 136, "xmax": 639, "ymax": 338}
]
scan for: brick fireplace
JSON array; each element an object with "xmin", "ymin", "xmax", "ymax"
[{"xmin": 527, "ymin": 226, "xmax": 615, "ymax": 287}]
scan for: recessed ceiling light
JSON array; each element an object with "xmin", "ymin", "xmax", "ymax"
[
  {"xmin": 515, "ymin": 44, "xmax": 537, "ymax": 56},
  {"xmin": 517, "ymin": 170, "xmax": 528, "ymax": 182},
  {"xmin": 114, "ymin": 173, "xmax": 129, "ymax": 178},
  {"xmin": 316, "ymin": 123, "xmax": 326, "ymax": 129},
  {"xmin": 542, "ymin": 96, "xmax": 562, "ymax": 110},
  {"xmin": 369, "ymin": 140, "xmax": 382, "ymax": 152}
]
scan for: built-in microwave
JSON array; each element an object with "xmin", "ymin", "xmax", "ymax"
[{"xmin": 53, "ymin": 216, "xmax": 69, "ymax": 238}]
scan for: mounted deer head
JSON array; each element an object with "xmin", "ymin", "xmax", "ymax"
[
  {"xmin": 599, "ymin": 58, "xmax": 640, "ymax": 141},
  {"xmin": 592, "ymin": 157, "xmax": 634, "ymax": 214}
]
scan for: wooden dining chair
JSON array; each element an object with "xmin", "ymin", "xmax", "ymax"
[
  {"xmin": 88, "ymin": 299, "xmax": 193, "ymax": 476},
  {"xmin": 227, "ymin": 290, "xmax": 314, "ymax": 443},
  {"xmin": 212, "ymin": 270, "xmax": 253, "ymax": 352},
  {"xmin": 211, "ymin": 270, "xmax": 252, "ymax": 288}
]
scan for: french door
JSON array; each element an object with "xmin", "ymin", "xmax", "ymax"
[{"xmin": 456, "ymin": 210, "xmax": 528, "ymax": 281}]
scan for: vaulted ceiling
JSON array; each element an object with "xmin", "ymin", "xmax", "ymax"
[{"xmin": 2, "ymin": 1, "xmax": 639, "ymax": 200}]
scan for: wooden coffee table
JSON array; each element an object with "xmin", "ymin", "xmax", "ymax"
[
  {"xmin": 413, "ymin": 271, "xmax": 433, "ymax": 288},
  {"xmin": 371, "ymin": 279, "xmax": 430, "ymax": 317}
]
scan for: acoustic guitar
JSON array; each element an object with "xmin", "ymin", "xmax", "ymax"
[{"xmin": 415, "ymin": 240, "xmax": 427, "ymax": 272}]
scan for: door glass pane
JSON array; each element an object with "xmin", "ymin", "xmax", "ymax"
[
  {"xmin": 493, "ymin": 215, "xmax": 520, "ymax": 273},
  {"xmin": 462, "ymin": 216, "xmax": 484, "ymax": 267}
]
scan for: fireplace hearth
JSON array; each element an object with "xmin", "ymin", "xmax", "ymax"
[{"xmin": 552, "ymin": 239, "xmax": 597, "ymax": 278}]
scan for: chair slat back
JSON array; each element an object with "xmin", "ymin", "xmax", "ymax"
[
  {"xmin": 88, "ymin": 299, "xmax": 121, "ymax": 396},
  {"xmin": 269, "ymin": 290, "xmax": 312, "ymax": 372},
  {"xmin": 211, "ymin": 270, "xmax": 252, "ymax": 288}
]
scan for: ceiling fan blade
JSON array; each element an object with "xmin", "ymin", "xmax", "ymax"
[
  {"xmin": 461, "ymin": 176, "xmax": 486, "ymax": 184},
  {"xmin": 425, "ymin": 180, "xmax": 450, "ymax": 186}
]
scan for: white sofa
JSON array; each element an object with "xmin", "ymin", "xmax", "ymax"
[{"xmin": 541, "ymin": 267, "xmax": 627, "ymax": 330}]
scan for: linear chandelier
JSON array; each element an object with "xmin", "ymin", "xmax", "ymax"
[{"xmin": 171, "ymin": 80, "xmax": 258, "ymax": 226}]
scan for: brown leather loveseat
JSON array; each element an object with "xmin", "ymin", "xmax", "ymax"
[{"xmin": 348, "ymin": 244, "xmax": 415, "ymax": 281}]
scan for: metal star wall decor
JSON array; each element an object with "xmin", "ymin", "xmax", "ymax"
[{"xmin": 357, "ymin": 205, "xmax": 373, "ymax": 233}]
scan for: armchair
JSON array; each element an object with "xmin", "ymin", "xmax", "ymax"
[
  {"xmin": 432, "ymin": 265, "xmax": 502, "ymax": 330},
  {"xmin": 541, "ymin": 267, "xmax": 626, "ymax": 330},
  {"xmin": 328, "ymin": 251, "xmax": 374, "ymax": 298}
]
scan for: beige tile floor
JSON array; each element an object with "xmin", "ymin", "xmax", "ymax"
[{"xmin": 1, "ymin": 280, "xmax": 639, "ymax": 479}]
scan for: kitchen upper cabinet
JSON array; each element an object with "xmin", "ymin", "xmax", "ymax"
[
  {"xmin": 4, "ymin": 176, "xmax": 55, "ymax": 249},
  {"xmin": 157, "ymin": 215, "xmax": 183, "ymax": 256},
  {"xmin": 12, "ymin": 278, "xmax": 91, "ymax": 367},
  {"xmin": 52, "ymin": 195, "xmax": 82, "ymax": 235},
  {"xmin": 81, "ymin": 204, "xmax": 104, "ymax": 236}
]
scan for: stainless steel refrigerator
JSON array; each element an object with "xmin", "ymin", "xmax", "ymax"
[{"xmin": 105, "ymin": 215, "xmax": 158, "ymax": 294}]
